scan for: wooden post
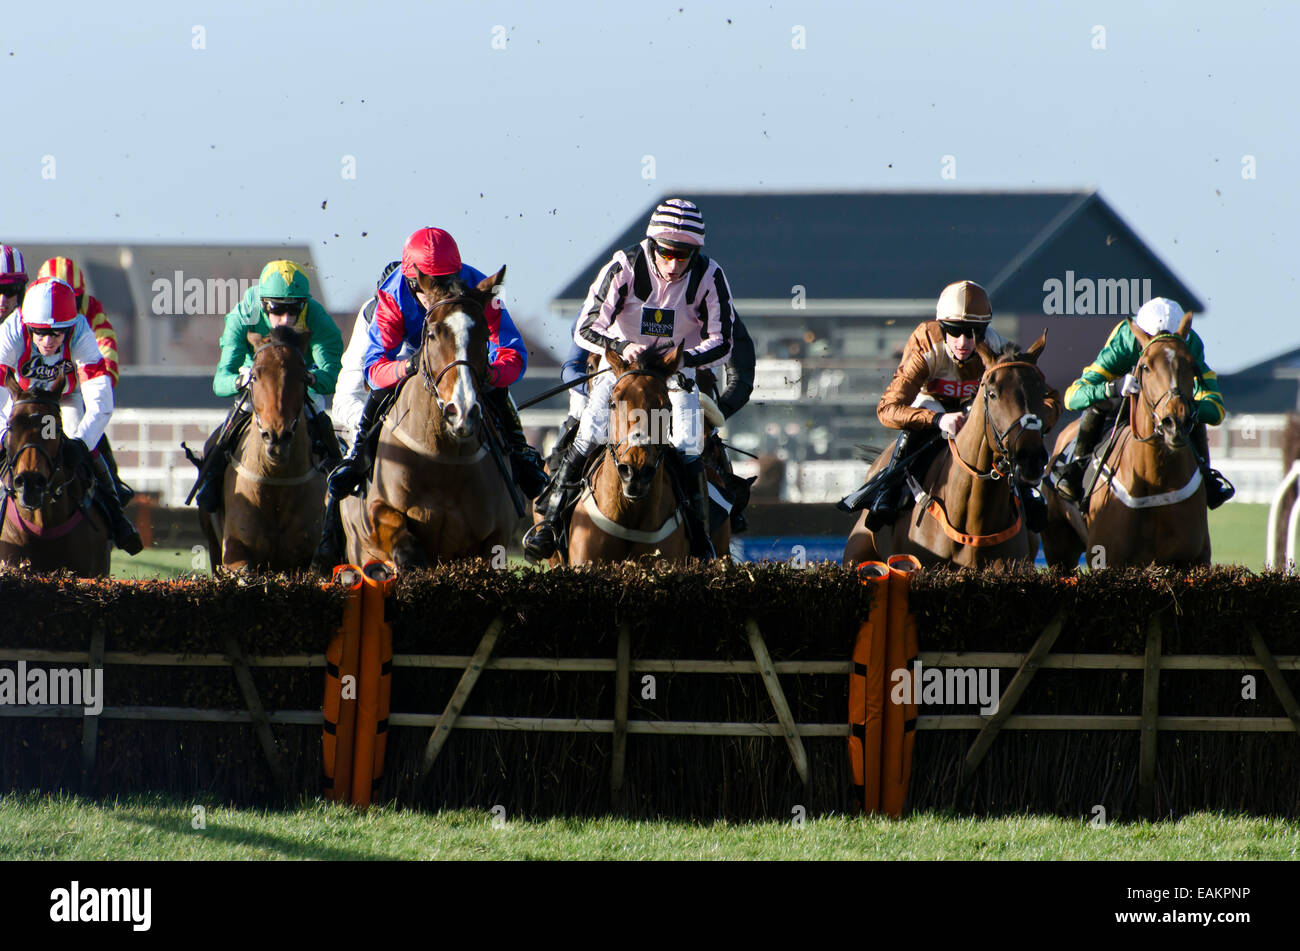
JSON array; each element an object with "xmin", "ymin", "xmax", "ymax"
[
  {"xmin": 959, "ymin": 609, "xmax": 1067, "ymax": 788},
  {"xmin": 419, "ymin": 615, "xmax": 504, "ymax": 781},
  {"xmin": 610, "ymin": 623, "xmax": 631, "ymax": 808},
  {"xmin": 1139, "ymin": 612, "xmax": 1163, "ymax": 820},
  {"xmin": 745, "ymin": 618, "xmax": 809, "ymax": 785},
  {"xmin": 79, "ymin": 626, "xmax": 105, "ymax": 796},
  {"xmin": 1246, "ymin": 623, "xmax": 1300, "ymax": 736},
  {"xmin": 224, "ymin": 633, "xmax": 290, "ymax": 801}
]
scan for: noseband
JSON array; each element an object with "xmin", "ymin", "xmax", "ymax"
[
  {"xmin": 249, "ymin": 339, "xmax": 308, "ymax": 444},
  {"xmin": 1, "ymin": 397, "xmax": 78, "ymax": 508},
  {"xmin": 1131, "ymin": 335, "xmax": 1194, "ymax": 445},
  {"xmin": 951, "ymin": 361, "xmax": 1046, "ymax": 481},
  {"xmin": 415, "ymin": 294, "xmax": 486, "ymax": 424},
  {"xmin": 606, "ymin": 367, "xmax": 671, "ymax": 473}
]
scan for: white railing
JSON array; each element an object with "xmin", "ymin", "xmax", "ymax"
[
  {"xmin": 1265, "ymin": 460, "xmax": 1300, "ymax": 570},
  {"xmin": 106, "ymin": 409, "xmax": 228, "ymax": 508}
]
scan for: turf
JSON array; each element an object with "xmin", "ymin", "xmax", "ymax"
[{"xmin": 1, "ymin": 793, "xmax": 1297, "ymax": 861}]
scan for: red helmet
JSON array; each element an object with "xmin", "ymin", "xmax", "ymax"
[
  {"xmin": 401, "ymin": 228, "xmax": 462, "ymax": 279},
  {"xmin": 20, "ymin": 278, "xmax": 79, "ymax": 330}
]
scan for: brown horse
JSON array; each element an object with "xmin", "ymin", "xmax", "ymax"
[
  {"xmin": 340, "ymin": 267, "xmax": 517, "ymax": 569},
  {"xmin": 201, "ymin": 326, "xmax": 326, "ymax": 571},
  {"xmin": 843, "ymin": 336, "xmax": 1054, "ymax": 568},
  {"xmin": 566, "ymin": 345, "xmax": 691, "ymax": 564},
  {"xmin": 0, "ymin": 374, "xmax": 111, "ymax": 576},
  {"xmin": 1041, "ymin": 314, "xmax": 1209, "ymax": 567}
]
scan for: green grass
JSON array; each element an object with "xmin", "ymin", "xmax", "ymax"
[
  {"xmin": 1, "ymin": 793, "xmax": 1297, "ymax": 860},
  {"xmin": 111, "ymin": 546, "xmax": 210, "ymax": 579},
  {"xmin": 1208, "ymin": 502, "xmax": 1269, "ymax": 571}
]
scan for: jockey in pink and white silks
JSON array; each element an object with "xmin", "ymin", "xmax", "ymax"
[
  {"xmin": 0, "ymin": 277, "xmax": 142, "ymax": 552},
  {"xmin": 523, "ymin": 198, "xmax": 735, "ymax": 560}
]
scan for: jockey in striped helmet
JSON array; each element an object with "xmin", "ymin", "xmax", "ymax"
[
  {"xmin": 0, "ymin": 245, "xmax": 27, "ymax": 321},
  {"xmin": 523, "ymin": 198, "xmax": 735, "ymax": 561},
  {"xmin": 0, "ymin": 277, "xmax": 142, "ymax": 553}
]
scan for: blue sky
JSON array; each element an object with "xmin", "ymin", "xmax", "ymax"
[{"xmin": 2, "ymin": 0, "xmax": 1295, "ymax": 372}]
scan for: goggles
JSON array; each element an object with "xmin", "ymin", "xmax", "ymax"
[
  {"xmin": 652, "ymin": 241, "xmax": 695, "ymax": 262},
  {"xmin": 939, "ymin": 321, "xmax": 986, "ymax": 341},
  {"xmin": 264, "ymin": 299, "xmax": 305, "ymax": 317}
]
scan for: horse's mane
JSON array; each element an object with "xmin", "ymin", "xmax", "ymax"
[
  {"xmin": 631, "ymin": 346, "xmax": 680, "ymax": 375},
  {"xmin": 992, "ymin": 341, "xmax": 1034, "ymax": 364}
]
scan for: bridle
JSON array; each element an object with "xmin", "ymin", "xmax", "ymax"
[
  {"xmin": 1130, "ymin": 334, "xmax": 1195, "ymax": 446},
  {"xmin": 414, "ymin": 294, "xmax": 486, "ymax": 425},
  {"xmin": 248, "ymin": 338, "xmax": 308, "ymax": 445},
  {"xmin": 948, "ymin": 360, "xmax": 1046, "ymax": 481},
  {"xmin": 605, "ymin": 367, "xmax": 671, "ymax": 476},
  {"xmin": 1, "ymin": 396, "xmax": 81, "ymax": 509}
]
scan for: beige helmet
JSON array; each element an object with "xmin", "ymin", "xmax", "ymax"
[{"xmin": 936, "ymin": 280, "xmax": 993, "ymax": 324}]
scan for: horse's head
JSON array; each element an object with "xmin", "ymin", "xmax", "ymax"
[
  {"xmin": 247, "ymin": 325, "xmax": 310, "ymax": 464},
  {"xmin": 412, "ymin": 267, "xmax": 503, "ymax": 441},
  {"xmin": 975, "ymin": 333, "xmax": 1052, "ymax": 484},
  {"xmin": 1129, "ymin": 312, "xmax": 1197, "ymax": 452},
  {"xmin": 3, "ymin": 372, "xmax": 67, "ymax": 510},
  {"xmin": 604, "ymin": 343, "xmax": 682, "ymax": 501}
]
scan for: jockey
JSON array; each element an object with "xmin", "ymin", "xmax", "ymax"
[
  {"xmin": 36, "ymin": 256, "xmax": 132, "ymax": 504},
  {"xmin": 331, "ymin": 260, "xmax": 402, "ymax": 443},
  {"xmin": 314, "ymin": 228, "xmax": 546, "ymax": 566},
  {"xmin": 0, "ymin": 245, "xmax": 27, "ymax": 322},
  {"xmin": 524, "ymin": 198, "xmax": 735, "ymax": 561},
  {"xmin": 0, "ymin": 277, "xmax": 142, "ymax": 553},
  {"xmin": 1053, "ymin": 297, "xmax": 1232, "ymax": 508},
  {"xmin": 838, "ymin": 280, "xmax": 1060, "ymax": 532},
  {"xmin": 192, "ymin": 260, "xmax": 344, "ymax": 512}
]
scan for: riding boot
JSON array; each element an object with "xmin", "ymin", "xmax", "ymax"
[
  {"xmin": 307, "ymin": 406, "xmax": 344, "ymax": 469},
  {"xmin": 487, "ymin": 387, "xmax": 549, "ymax": 500},
  {"xmin": 1190, "ymin": 420, "xmax": 1235, "ymax": 509},
  {"xmin": 326, "ymin": 387, "xmax": 389, "ymax": 501},
  {"xmin": 95, "ymin": 436, "xmax": 133, "ymax": 506},
  {"xmin": 91, "ymin": 451, "xmax": 143, "ymax": 555},
  {"xmin": 680, "ymin": 456, "xmax": 717, "ymax": 559},
  {"xmin": 1018, "ymin": 482, "xmax": 1047, "ymax": 532},
  {"xmin": 1055, "ymin": 405, "xmax": 1108, "ymax": 503},
  {"xmin": 193, "ymin": 409, "xmax": 251, "ymax": 513},
  {"xmin": 850, "ymin": 430, "xmax": 919, "ymax": 530},
  {"xmin": 522, "ymin": 443, "xmax": 589, "ymax": 561}
]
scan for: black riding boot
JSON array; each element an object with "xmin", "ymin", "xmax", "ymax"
[
  {"xmin": 306, "ymin": 406, "xmax": 344, "ymax": 469},
  {"xmin": 681, "ymin": 456, "xmax": 717, "ymax": 559},
  {"xmin": 313, "ymin": 388, "xmax": 389, "ymax": 571},
  {"xmin": 95, "ymin": 436, "xmax": 133, "ymax": 506},
  {"xmin": 1018, "ymin": 482, "xmax": 1047, "ymax": 532},
  {"xmin": 522, "ymin": 443, "xmax": 589, "ymax": 561},
  {"xmin": 91, "ymin": 451, "xmax": 143, "ymax": 555},
  {"xmin": 487, "ymin": 387, "xmax": 549, "ymax": 500},
  {"xmin": 840, "ymin": 430, "xmax": 919, "ymax": 530},
  {"xmin": 1191, "ymin": 421, "xmax": 1235, "ymax": 510},
  {"xmin": 191, "ymin": 409, "xmax": 251, "ymax": 513},
  {"xmin": 1055, "ymin": 405, "xmax": 1108, "ymax": 503}
]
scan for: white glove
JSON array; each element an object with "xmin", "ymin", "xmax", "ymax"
[
  {"xmin": 1119, "ymin": 373, "xmax": 1140, "ymax": 397},
  {"xmin": 938, "ymin": 412, "xmax": 966, "ymax": 439},
  {"xmin": 237, "ymin": 366, "xmax": 253, "ymax": 389},
  {"xmin": 621, "ymin": 342, "xmax": 648, "ymax": 363}
]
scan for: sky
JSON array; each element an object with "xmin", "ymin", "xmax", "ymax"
[{"xmin": 1, "ymin": 0, "xmax": 1295, "ymax": 373}]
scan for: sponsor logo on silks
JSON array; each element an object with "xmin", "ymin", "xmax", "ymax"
[
  {"xmin": 49, "ymin": 881, "xmax": 151, "ymax": 932},
  {"xmin": 890, "ymin": 662, "xmax": 1000, "ymax": 715},
  {"xmin": 19, "ymin": 356, "xmax": 75, "ymax": 384},
  {"xmin": 927, "ymin": 378, "xmax": 979, "ymax": 401},
  {"xmin": 640, "ymin": 305, "xmax": 675, "ymax": 338}
]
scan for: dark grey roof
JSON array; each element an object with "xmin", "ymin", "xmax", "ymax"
[{"xmin": 551, "ymin": 190, "xmax": 1204, "ymax": 314}]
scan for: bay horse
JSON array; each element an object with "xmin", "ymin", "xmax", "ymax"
[
  {"xmin": 842, "ymin": 336, "xmax": 1053, "ymax": 569},
  {"xmin": 200, "ymin": 325, "xmax": 326, "ymax": 571},
  {"xmin": 0, "ymin": 373, "xmax": 111, "ymax": 576},
  {"xmin": 566, "ymin": 345, "xmax": 690, "ymax": 564},
  {"xmin": 1041, "ymin": 313, "xmax": 1209, "ymax": 567},
  {"xmin": 340, "ymin": 267, "xmax": 517, "ymax": 569}
]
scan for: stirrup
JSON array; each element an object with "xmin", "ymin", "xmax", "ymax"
[{"xmin": 522, "ymin": 521, "xmax": 559, "ymax": 561}]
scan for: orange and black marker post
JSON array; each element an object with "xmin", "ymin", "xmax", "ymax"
[{"xmin": 323, "ymin": 565, "xmax": 364, "ymax": 802}]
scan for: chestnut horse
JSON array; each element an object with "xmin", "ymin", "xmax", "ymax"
[
  {"xmin": 843, "ymin": 336, "xmax": 1054, "ymax": 568},
  {"xmin": 566, "ymin": 345, "xmax": 690, "ymax": 564},
  {"xmin": 201, "ymin": 326, "xmax": 326, "ymax": 571},
  {"xmin": 1041, "ymin": 314, "xmax": 1210, "ymax": 567},
  {"xmin": 0, "ymin": 374, "xmax": 111, "ymax": 576},
  {"xmin": 340, "ymin": 267, "xmax": 517, "ymax": 569}
]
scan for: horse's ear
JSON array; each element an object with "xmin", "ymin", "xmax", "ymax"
[
  {"xmin": 1177, "ymin": 310, "xmax": 1193, "ymax": 340},
  {"xmin": 975, "ymin": 340, "xmax": 998, "ymax": 368},
  {"xmin": 606, "ymin": 346, "xmax": 627, "ymax": 375},
  {"xmin": 247, "ymin": 332, "xmax": 266, "ymax": 350},
  {"xmin": 50, "ymin": 368, "xmax": 66, "ymax": 397},
  {"xmin": 1129, "ymin": 318, "xmax": 1152, "ymax": 348},
  {"xmin": 3, "ymin": 372, "xmax": 22, "ymax": 402},
  {"xmin": 1024, "ymin": 330, "xmax": 1048, "ymax": 363},
  {"xmin": 476, "ymin": 266, "xmax": 507, "ymax": 297},
  {"xmin": 663, "ymin": 343, "xmax": 684, "ymax": 374}
]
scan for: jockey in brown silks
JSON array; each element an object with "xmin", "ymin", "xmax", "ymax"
[{"xmin": 838, "ymin": 280, "xmax": 1061, "ymax": 532}]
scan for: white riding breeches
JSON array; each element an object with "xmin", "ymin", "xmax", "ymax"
[{"xmin": 573, "ymin": 359, "xmax": 704, "ymax": 461}]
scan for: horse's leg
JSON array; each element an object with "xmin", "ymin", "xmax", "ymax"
[
  {"xmin": 1041, "ymin": 488, "xmax": 1085, "ymax": 569},
  {"xmin": 842, "ymin": 511, "xmax": 881, "ymax": 567},
  {"xmin": 369, "ymin": 498, "xmax": 426, "ymax": 570},
  {"xmin": 222, "ymin": 535, "xmax": 253, "ymax": 571}
]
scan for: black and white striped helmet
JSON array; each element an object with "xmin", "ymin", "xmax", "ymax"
[{"xmin": 646, "ymin": 198, "xmax": 705, "ymax": 249}]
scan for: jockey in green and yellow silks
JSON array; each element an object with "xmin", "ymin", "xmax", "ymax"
[
  {"xmin": 191, "ymin": 260, "xmax": 345, "ymax": 512},
  {"xmin": 1053, "ymin": 297, "xmax": 1232, "ymax": 508}
]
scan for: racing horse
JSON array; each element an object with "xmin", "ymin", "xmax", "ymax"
[
  {"xmin": 566, "ymin": 345, "xmax": 691, "ymax": 563},
  {"xmin": 200, "ymin": 325, "xmax": 326, "ymax": 571},
  {"xmin": 1041, "ymin": 313, "xmax": 1210, "ymax": 567},
  {"xmin": 843, "ymin": 335, "xmax": 1054, "ymax": 568},
  {"xmin": 0, "ymin": 373, "xmax": 111, "ymax": 576},
  {"xmin": 340, "ymin": 267, "xmax": 517, "ymax": 569}
]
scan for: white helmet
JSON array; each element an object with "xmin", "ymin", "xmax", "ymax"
[{"xmin": 1133, "ymin": 297, "xmax": 1185, "ymax": 336}]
